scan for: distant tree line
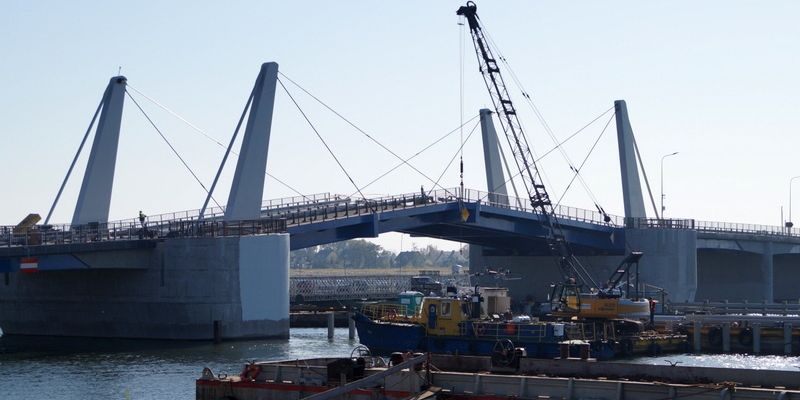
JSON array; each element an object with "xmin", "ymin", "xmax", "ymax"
[{"xmin": 290, "ymin": 239, "xmax": 468, "ymax": 269}]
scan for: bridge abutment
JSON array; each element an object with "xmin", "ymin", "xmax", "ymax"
[{"xmin": 0, "ymin": 234, "xmax": 289, "ymax": 340}]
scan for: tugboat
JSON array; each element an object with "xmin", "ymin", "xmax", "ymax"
[
  {"xmin": 354, "ymin": 287, "xmax": 622, "ymax": 361},
  {"xmin": 354, "ymin": 256, "xmax": 688, "ymax": 361}
]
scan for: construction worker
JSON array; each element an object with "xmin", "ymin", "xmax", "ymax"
[{"xmin": 138, "ymin": 211, "xmax": 146, "ymax": 228}]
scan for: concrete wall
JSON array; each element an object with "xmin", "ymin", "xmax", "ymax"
[
  {"xmin": 774, "ymin": 254, "xmax": 800, "ymax": 302},
  {"xmin": 469, "ymin": 228, "xmax": 698, "ymax": 308},
  {"xmin": 626, "ymin": 228, "xmax": 697, "ymax": 302},
  {"xmin": 696, "ymin": 250, "xmax": 765, "ymax": 301},
  {"xmin": 0, "ymin": 234, "xmax": 289, "ymax": 340}
]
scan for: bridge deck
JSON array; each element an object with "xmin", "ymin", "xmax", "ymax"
[{"xmin": 2, "ymin": 188, "xmax": 798, "ymax": 271}]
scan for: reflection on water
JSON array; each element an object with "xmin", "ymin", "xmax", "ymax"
[
  {"xmin": 2, "ymin": 329, "xmax": 799, "ymax": 399},
  {"xmin": 0, "ymin": 328, "xmax": 360, "ymax": 400},
  {"xmin": 629, "ymin": 353, "xmax": 800, "ymax": 371}
]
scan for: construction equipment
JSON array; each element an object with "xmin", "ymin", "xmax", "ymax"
[
  {"xmin": 457, "ymin": 2, "xmax": 650, "ymax": 323},
  {"xmin": 549, "ymin": 252, "xmax": 651, "ymax": 322}
]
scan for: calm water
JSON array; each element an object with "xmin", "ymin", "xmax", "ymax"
[
  {"xmin": 1, "ymin": 329, "xmax": 799, "ymax": 399},
  {"xmin": 0, "ymin": 328, "xmax": 360, "ymax": 400}
]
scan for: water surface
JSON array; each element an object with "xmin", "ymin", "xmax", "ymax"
[{"xmin": 2, "ymin": 329, "xmax": 798, "ymax": 399}]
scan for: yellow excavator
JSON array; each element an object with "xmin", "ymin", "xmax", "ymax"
[{"xmin": 549, "ymin": 252, "xmax": 652, "ymax": 322}]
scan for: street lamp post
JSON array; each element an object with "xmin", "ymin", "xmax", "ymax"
[
  {"xmin": 787, "ymin": 175, "xmax": 800, "ymax": 233},
  {"xmin": 660, "ymin": 152, "xmax": 679, "ymax": 219}
]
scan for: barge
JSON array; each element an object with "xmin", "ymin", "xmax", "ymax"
[{"xmin": 196, "ymin": 352, "xmax": 800, "ymax": 399}]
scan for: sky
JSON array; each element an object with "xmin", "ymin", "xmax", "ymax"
[{"xmin": 1, "ymin": 1, "xmax": 799, "ymax": 252}]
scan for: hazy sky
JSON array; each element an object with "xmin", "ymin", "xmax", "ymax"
[{"xmin": 1, "ymin": 1, "xmax": 799, "ymax": 252}]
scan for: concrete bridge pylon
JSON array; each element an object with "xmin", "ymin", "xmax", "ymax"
[
  {"xmin": 614, "ymin": 100, "xmax": 647, "ymax": 219},
  {"xmin": 224, "ymin": 62, "xmax": 279, "ymax": 221},
  {"xmin": 70, "ymin": 76, "xmax": 127, "ymax": 226},
  {"xmin": 479, "ymin": 108, "xmax": 510, "ymax": 206}
]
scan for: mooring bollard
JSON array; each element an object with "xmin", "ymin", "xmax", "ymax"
[
  {"xmin": 327, "ymin": 312, "xmax": 335, "ymax": 339},
  {"xmin": 348, "ymin": 311, "xmax": 355, "ymax": 340},
  {"xmin": 693, "ymin": 321, "xmax": 702, "ymax": 353}
]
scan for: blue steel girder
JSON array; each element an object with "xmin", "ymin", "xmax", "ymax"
[{"xmin": 287, "ymin": 201, "xmax": 625, "ymax": 255}]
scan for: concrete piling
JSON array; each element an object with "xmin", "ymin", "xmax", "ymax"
[
  {"xmin": 693, "ymin": 321, "xmax": 702, "ymax": 353},
  {"xmin": 753, "ymin": 324, "xmax": 761, "ymax": 355},
  {"xmin": 327, "ymin": 312, "xmax": 335, "ymax": 340},
  {"xmin": 348, "ymin": 311, "xmax": 355, "ymax": 340},
  {"xmin": 785, "ymin": 323, "xmax": 793, "ymax": 355},
  {"xmin": 722, "ymin": 324, "xmax": 731, "ymax": 353}
]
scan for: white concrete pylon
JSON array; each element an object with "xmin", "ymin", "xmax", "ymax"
[
  {"xmin": 225, "ymin": 62, "xmax": 279, "ymax": 222},
  {"xmin": 614, "ymin": 100, "xmax": 647, "ymax": 219},
  {"xmin": 479, "ymin": 109, "xmax": 509, "ymax": 206},
  {"xmin": 71, "ymin": 76, "xmax": 127, "ymax": 226}
]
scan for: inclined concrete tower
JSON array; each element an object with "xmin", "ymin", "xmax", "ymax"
[
  {"xmin": 470, "ymin": 101, "xmax": 698, "ymax": 305},
  {"xmin": 0, "ymin": 64, "xmax": 290, "ymax": 340}
]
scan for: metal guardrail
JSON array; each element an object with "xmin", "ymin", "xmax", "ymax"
[
  {"xmin": 4, "ymin": 188, "xmax": 800, "ymax": 249},
  {"xmin": 666, "ymin": 300, "xmax": 800, "ymax": 316},
  {"xmin": 290, "ymin": 273, "xmax": 472, "ymax": 303},
  {"xmin": 1, "ymin": 218, "xmax": 286, "ymax": 247}
]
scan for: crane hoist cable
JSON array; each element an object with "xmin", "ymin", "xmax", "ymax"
[
  {"xmin": 457, "ymin": 1, "xmax": 599, "ymax": 289},
  {"xmin": 427, "ymin": 120, "xmax": 482, "ymax": 200},
  {"xmin": 459, "ymin": 12, "xmax": 467, "ymax": 198},
  {"xmin": 479, "ymin": 16, "xmax": 609, "ymax": 219}
]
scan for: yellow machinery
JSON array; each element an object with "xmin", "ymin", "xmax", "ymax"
[{"xmin": 550, "ymin": 252, "xmax": 652, "ymax": 323}]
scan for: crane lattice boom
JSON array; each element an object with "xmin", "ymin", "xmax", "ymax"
[{"xmin": 457, "ymin": 1, "xmax": 598, "ymax": 289}]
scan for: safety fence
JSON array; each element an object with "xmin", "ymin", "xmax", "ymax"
[
  {"xmin": 665, "ymin": 300, "xmax": 800, "ymax": 316},
  {"xmin": 4, "ymin": 188, "xmax": 800, "ymax": 249},
  {"xmin": 290, "ymin": 273, "xmax": 471, "ymax": 303},
  {"xmin": 1, "ymin": 218, "xmax": 286, "ymax": 248}
]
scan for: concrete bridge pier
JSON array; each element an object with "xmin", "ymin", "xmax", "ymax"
[
  {"xmin": 0, "ymin": 233, "xmax": 290, "ymax": 340},
  {"xmin": 625, "ymin": 228, "xmax": 697, "ymax": 302},
  {"xmin": 761, "ymin": 242, "xmax": 774, "ymax": 302},
  {"xmin": 470, "ymin": 227, "xmax": 698, "ymax": 308}
]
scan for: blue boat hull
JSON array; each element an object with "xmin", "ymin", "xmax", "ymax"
[
  {"xmin": 352, "ymin": 313, "xmax": 426, "ymax": 354},
  {"xmin": 353, "ymin": 313, "xmax": 617, "ymax": 360}
]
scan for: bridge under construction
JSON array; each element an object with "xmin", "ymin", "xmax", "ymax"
[{"xmin": 2, "ymin": 61, "xmax": 799, "ymax": 340}]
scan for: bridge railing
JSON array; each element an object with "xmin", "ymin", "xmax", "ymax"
[
  {"xmin": 0, "ymin": 218, "xmax": 287, "ymax": 247},
  {"xmin": 115, "ymin": 192, "xmax": 338, "ymax": 228},
  {"xmin": 626, "ymin": 218, "xmax": 696, "ymax": 229},
  {"xmin": 626, "ymin": 217, "xmax": 794, "ymax": 237},
  {"xmin": 463, "ymin": 188, "xmax": 625, "ymax": 226},
  {"xmin": 693, "ymin": 220, "xmax": 790, "ymax": 236},
  {"xmin": 290, "ymin": 273, "xmax": 472, "ymax": 303}
]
